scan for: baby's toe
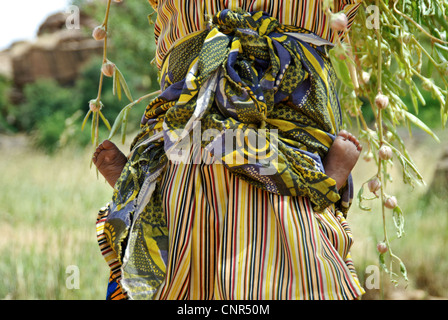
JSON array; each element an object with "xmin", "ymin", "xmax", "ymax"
[
  {"xmin": 346, "ymin": 132, "xmax": 356, "ymax": 142},
  {"xmin": 95, "ymin": 145, "xmax": 104, "ymax": 154},
  {"xmin": 101, "ymin": 140, "xmax": 116, "ymax": 150},
  {"xmin": 338, "ymin": 130, "xmax": 350, "ymax": 140}
]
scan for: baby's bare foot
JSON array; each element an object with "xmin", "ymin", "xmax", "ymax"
[
  {"xmin": 323, "ymin": 130, "xmax": 362, "ymax": 190},
  {"xmin": 92, "ymin": 140, "xmax": 128, "ymax": 187}
]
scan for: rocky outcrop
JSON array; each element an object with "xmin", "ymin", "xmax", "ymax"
[{"xmin": 2, "ymin": 11, "xmax": 102, "ymax": 88}]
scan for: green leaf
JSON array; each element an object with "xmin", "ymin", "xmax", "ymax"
[
  {"xmin": 385, "ymin": 77, "xmax": 405, "ymax": 97},
  {"xmin": 411, "ymin": 80, "xmax": 426, "ymax": 108},
  {"xmin": 116, "ymin": 67, "xmax": 133, "ymax": 102},
  {"xmin": 356, "ymin": 184, "xmax": 373, "ymax": 211},
  {"xmin": 108, "ymin": 107, "xmax": 126, "ymax": 140},
  {"xmin": 392, "ymin": 205, "xmax": 405, "ymax": 238},
  {"xmin": 434, "ymin": 4, "xmax": 448, "ymax": 34},
  {"xmin": 388, "ymin": 142, "xmax": 424, "ymax": 186},
  {"xmin": 116, "ymin": 76, "xmax": 122, "ymax": 101},
  {"xmin": 434, "ymin": 43, "xmax": 448, "ymax": 61},
  {"xmin": 400, "ymin": 261, "xmax": 409, "ymax": 282},
  {"xmin": 409, "ymin": 86, "xmax": 419, "ymax": 115},
  {"xmin": 379, "ymin": 252, "xmax": 389, "ymax": 273},
  {"xmin": 113, "ymin": 68, "xmax": 122, "ymax": 101},
  {"xmin": 443, "ymin": 89, "xmax": 448, "ymax": 127},
  {"xmin": 431, "ymin": 84, "xmax": 446, "ymax": 106},
  {"xmin": 99, "ymin": 110, "xmax": 112, "ymax": 131},
  {"xmin": 91, "ymin": 111, "xmax": 97, "ymax": 145},
  {"xmin": 121, "ymin": 108, "xmax": 129, "ymax": 144},
  {"xmin": 112, "ymin": 67, "xmax": 117, "ymax": 96},
  {"xmin": 329, "ymin": 49, "xmax": 354, "ymax": 89},
  {"xmin": 81, "ymin": 110, "xmax": 92, "ymax": 131},
  {"xmin": 403, "ymin": 110, "xmax": 440, "ymax": 142}
]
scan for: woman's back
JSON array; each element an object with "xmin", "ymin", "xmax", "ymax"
[{"xmin": 149, "ymin": 0, "xmax": 361, "ymax": 68}]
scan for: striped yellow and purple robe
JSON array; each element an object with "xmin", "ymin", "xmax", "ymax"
[{"xmin": 96, "ymin": 0, "xmax": 365, "ymax": 300}]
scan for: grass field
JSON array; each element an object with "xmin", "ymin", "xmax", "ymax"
[
  {"xmin": 348, "ymin": 128, "xmax": 448, "ymax": 299},
  {"xmin": 0, "ymin": 130, "xmax": 447, "ymax": 300},
  {"xmin": 0, "ymin": 135, "xmax": 112, "ymax": 299}
]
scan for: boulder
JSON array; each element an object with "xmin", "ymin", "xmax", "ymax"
[{"xmin": 8, "ymin": 11, "xmax": 102, "ymax": 88}]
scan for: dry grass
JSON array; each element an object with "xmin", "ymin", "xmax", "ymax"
[
  {"xmin": 0, "ymin": 129, "xmax": 447, "ymax": 300},
  {"xmin": 0, "ymin": 135, "xmax": 113, "ymax": 299}
]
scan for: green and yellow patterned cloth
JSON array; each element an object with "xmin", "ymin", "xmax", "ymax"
[{"xmin": 98, "ymin": 9, "xmax": 354, "ymax": 299}]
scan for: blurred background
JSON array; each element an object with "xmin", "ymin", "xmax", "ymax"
[{"xmin": 0, "ymin": 0, "xmax": 447, "ymax": 300}]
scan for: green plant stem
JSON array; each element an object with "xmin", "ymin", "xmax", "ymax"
[
  {"xmin": 103, "ymin": 0, "xmax": 112, "ymax": 29},
  {"xmin": 412, "ymin": 39, "xmax": 439, "ymax": 67},
  {"xmin": 379, "ymin": 0, "xmax": 448, "ymax": 87},
  {"xmin": 92, "ymin": 0, "xmax": 113, "ymax": 147},
  {"xmin": 95, "ymin": 109, "xmax": 100, "ymax": 147},
  {"xmin": 96, "ymin": 75, "xmax": 105, "ymax": 102},
  {"xmin": 375, "ymin": 0, "xmax": 393, "ymax": 291},
  {"xmin": 375, "ymin": 0, "xmax": 383, "ymax": 93},
  {"xmin": 107, "ymin": 90, "xmax": 162, "ymax": 140},
  {"xmin": 96, "ymin": 0, "xmax": 113, "ymax": 102},
  {"xmin": 379, "ymin": 0, "xmax": 401, "ymax": 28},
  {"xmin": 392, "ymin": 0, "xmax": 448, "ymax": 45},
  {"xmin": 380, "ymin": 268, "xmax": 385, "ymax": 299},
  {"xmin": 411, "ymin": 39, "xmax": 448, "ymax": 87},
  {"xmin": 377, "ymin": 116, "xmax": 388, "ymax": 245},
  {"xmin": 102, "ymin": 0, "xmax": 112, "ymax": 63}
]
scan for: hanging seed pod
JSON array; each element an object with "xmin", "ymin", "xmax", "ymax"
[
  {"xmin": 378, "ymin": 145, "xmax": 393, "ymax": 161},
  {"xmin": 89, "ymin": 99, "xmax": 103, "ymax": 112},
  {"xmin": 361, "ymin": 71, "xmax": 371, "ymax": 84},
  {"xmin": 92, "ymin": 26, "xmax": 107, "ymax": 41},
  {"xmin": 385, "ymin": 196, "xmax": 398, "ymax": 209},
  {"xmin": 101, "ymin": 61, "xmax": 115, "ymax": 77},
  {"xmin": 377, "ymin": 242, "xmax": 388, "ymax": 254},
  {"xmin": 363, "ymin": 151, "xmax": 373, "ymax": 162},
  {"xmin": 375, "ymin": 93, "xmax": 389, "ymax": 110},
  {"xmin": 330, "ymin": 12, "xmax": 348, "ymax": 32},
  {"xmin": 367, "ymin": 178, "xmax": 381, "ymax": 193}
]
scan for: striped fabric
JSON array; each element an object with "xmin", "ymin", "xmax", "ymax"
[
  {"xmin": 96, "ymin": 206, "xmax": 128, "ymax": 300},
  {"xmin": 96, "ymin": 1, "xmax": 366, "ymax": 300},
  {"xmin": 154, "ymin": 149, "xmax": 363, "ymax": 299},
  {"xmin": 149, "ymin": 0, "xmax": 362, "ymax": 68}
]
